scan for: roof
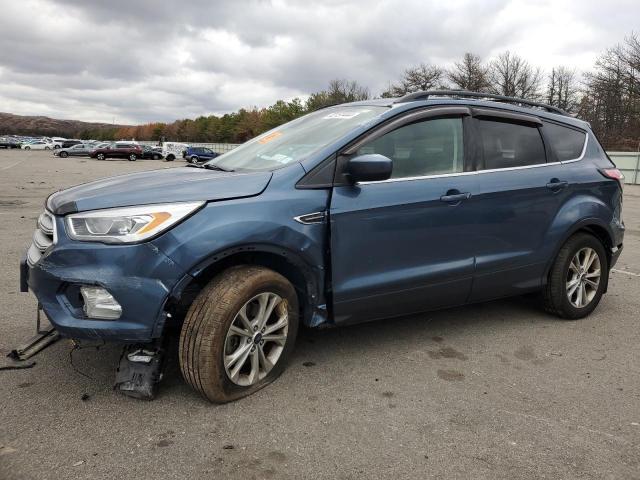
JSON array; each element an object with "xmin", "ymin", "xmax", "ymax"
[{"xmin": 343, "ymin": 91, "xmax": 591, "ymax": 130}]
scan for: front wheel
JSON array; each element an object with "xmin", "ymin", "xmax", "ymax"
[
  {"xmin": 60, "ymin": 151, "xmax": 68, "ymax": 158},
  {"xmin": 543, "ymin": 233, "xmax": 608, "ymax": 319},
  {"xmin": 179, "ymin": 265, "xmax": 299, "ymax": 403},
  {"xmin": 189, "ymin": 156, "xmax": 199, "ymax": 164},
  {"xmin": 24, "ymin": 146, "xmax": 30, "ymax": 150},
  {"xmin": 128, "ymin": 154, "xmax": 137, "ymax": 161},
  {"xmin": 45, "ymin": 146, "xmax": 51, "ymax": 150},
  {"xmin": 165, "ymin": 154, "xmax": 175, "ymax": 162}
]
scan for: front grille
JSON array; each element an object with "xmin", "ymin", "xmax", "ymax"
[{"xmin": 27, "ymin": 210, "xmax": 56, "ymax": 267}]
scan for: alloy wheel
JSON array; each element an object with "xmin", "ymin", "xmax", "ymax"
[
  {"xmin": 223, "ymin": 292, "xmax": 289, "ymax": 386},
  {"xmin": 566, "ymin": 247, "xmax": 601, "ymax": 308}
]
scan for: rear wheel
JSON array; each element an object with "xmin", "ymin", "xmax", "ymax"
[
  {"xmin": 128, "ymin": 153, "xmax": 137, "ymax": 161},
  {"xmin": 45, "ymin": 146, "xmax": 51, "ymax": 150},
  {"xmin": 166, "ymin": 154, "xmax": 175, "ymax": 162},
  {"xmin": 543, "ymin": 233, "xmax": 608, "ymax": 319},
  {"xmin": 24, "ymin": 146, "xmax": 30, "ymax": 150},
  {"xmin": 179, "ymin": 265, "xmax": 299, "ymax": 403},
  {"xmin": 97, "ymin": 153, "xmax": 105, "ymax": 160},
  {"xmin": 189, "ymin": 156, "xmax": 199, "ymax": 164}
]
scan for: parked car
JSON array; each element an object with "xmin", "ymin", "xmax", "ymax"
[
  {"xmin": 22, "ymin": 140, "xmax": 53, "ymax": 150},
  {"xmin": 50, "ymin": 137, "xmax": 67, "ymax": 149},
  {"xmin": 0, "ymin": 138, "xmax": 21, "ymax": 149},
  {"xmin": 184, "ymin": 146, "xmax": 219, "ymax": 164},
  {"xmin": 89, "ymin": 142, "xmax": 143, "ymax": 161},
  {"xmin": 54, "ymin": 143, "xmax": 93, "ymax": 157},
  {"xmin": 61, "ymin": 140, "xmax": 83, "ymax": 149},
  {"xmin": 20, "ymin": 91, "xmax": 624, "ymax": 402},
  {"xmin": 162, "ymin": 142, "xmax": 189, "ymax": 162},
  {"xmin": 141, "ymin": 145, "xmax": 164, "ymax": 160}
]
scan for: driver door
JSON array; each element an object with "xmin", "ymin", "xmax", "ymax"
[{"xmin": 330, "ymin": 109, "xmax": 478, "ymax": 325}]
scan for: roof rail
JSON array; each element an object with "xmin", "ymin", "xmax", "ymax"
[{"xmin": 394, "ymin": 90, "xmax": 569, "ymax": 116}]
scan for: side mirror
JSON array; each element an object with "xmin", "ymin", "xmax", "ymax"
[{"xmin": 347, "ymin": 154, "xmax": 393, "ymax": 183}]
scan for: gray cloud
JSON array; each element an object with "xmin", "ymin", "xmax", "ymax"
[{"xmin": 0, "ymin": 0, "xmax": 638, "ymax": 123}]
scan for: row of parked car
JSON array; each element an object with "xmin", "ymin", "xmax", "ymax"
[{"xmin": 0, "ymin": 135, "xmax": 221, "ymax": 163}]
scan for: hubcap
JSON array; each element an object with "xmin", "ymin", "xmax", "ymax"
[
  {"xmin": 566, "ymin": 247, "xmax": 601, "ymax": 308},
  {"xmin": 223, "ymin": 292, "xmax": 288, "ymax": 386}
]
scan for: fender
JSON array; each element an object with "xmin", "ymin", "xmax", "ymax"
[
  {"xmin": 542, "ymin": 191, "xmax": 615, "ymax": 283},
  {"xmin": 165, "ymin": 242, "xmax": 327, "ymax": 327}
]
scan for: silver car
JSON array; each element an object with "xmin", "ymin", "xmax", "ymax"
[{"xmin": 54, "ymin": 143, "xmax": 94, "ymax": 158}]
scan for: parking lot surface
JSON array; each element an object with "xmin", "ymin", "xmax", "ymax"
[{"xmin": 1, "ymin": 150, "xmax": 639, "ymax": 479}]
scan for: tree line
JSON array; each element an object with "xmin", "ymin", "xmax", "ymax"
[{"xmin": 75, "ymin": 33, "xmax": 640, "ymax": 151}]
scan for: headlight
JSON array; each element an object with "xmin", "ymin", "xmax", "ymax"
[{"xmin": 65, "ymin": 201, "xmax": 204, "ymax": 243}]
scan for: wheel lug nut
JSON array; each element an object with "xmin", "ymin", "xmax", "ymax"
[
  {"xmin": 251, "ymin": 346, "xmax": 256, "ymax": 352},
  {"xmin": 253, "ymin": 326, "xmax": 258, "ymax": 331},
  {"xmin": 246, "ymin": 338, "xmax": 251, "ymax": 343},
  {"xmin": 261, "ymin": 327, "xmax": 265, "ymax": 333},
  {"xmin": 260, "ymin": 340, "xmax": 264, "ymax": 345}
]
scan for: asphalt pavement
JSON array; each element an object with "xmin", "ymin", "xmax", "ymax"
[{"xmin": 1, "ymin": 150, "xmax": 639, "ymax": 479}]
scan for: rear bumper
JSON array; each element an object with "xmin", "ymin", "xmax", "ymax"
[
  {"xmin": 21, "ymin": 219, "xmax": 187, "ymax": 342},
  {"xmin": 610, "ymin": 243, "xmax": 623, "ymax": 269}
]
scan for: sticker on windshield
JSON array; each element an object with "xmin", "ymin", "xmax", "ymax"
[
  {"xmin": 323, "ymin": 109, "xmax": 370, "ymax": 119},
  {"xmin": 259, "ymin": 131, "xmax": 283, "ymax": 144}
]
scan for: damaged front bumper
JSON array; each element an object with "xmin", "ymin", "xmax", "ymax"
[{"xmin": 21, "ymin": 215, "xmax": 187, "ymax": 342}]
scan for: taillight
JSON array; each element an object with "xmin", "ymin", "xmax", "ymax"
[{"xmin": 599, "ymin": 168, "xmax": 625, "ymax": 188}]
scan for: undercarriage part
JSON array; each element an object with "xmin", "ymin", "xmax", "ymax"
[
  {"xmin": 8, "ymin": 305, "xmax": 61, "ymax": 361},
  {"xmin": 114, "ymin": 342, "xmax": 166, "ymax": 400}
]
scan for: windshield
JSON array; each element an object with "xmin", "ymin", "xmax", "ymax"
[{"xmin": 205, "ymin": 105, "xmax": 387, "ymax": 171}]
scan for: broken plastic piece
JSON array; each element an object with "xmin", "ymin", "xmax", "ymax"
[{"xmin": 114, "ymin": 343, "xmax": 165, "ymax": 400}]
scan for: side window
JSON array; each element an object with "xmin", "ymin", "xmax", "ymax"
[
  {"xmin": 543, "ymin": 122, "xmax": 586, "ymax": 161},
  {"xmin": 357, "ymin": 117, "xmax": 464, "ymax": 179},
  {"xmin": 477, "ymin": 119, "xmax": 546, "ymax": 169}
]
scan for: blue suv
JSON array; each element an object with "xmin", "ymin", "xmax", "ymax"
[
  {"xmin": 184, "ymin": 146, "xmax": 219, "ymax": 164},
  {"xmin": 20, "ymin": 91, "xmax": 624, "ymax": 402}
]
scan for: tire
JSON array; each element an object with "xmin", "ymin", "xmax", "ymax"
[
  {"xmin": 189, "ymin": 156, "xmax": 199, "ymax": 164},
  {"xmin": 179, "ymin": 265, "xmax": 299, "ymax": 403},
  {"xmin": 166, "ymin": 154, "xmax": 175, "ymax": 162},
  {"xmin": 97, "ymin": 153, "xmax": 105, "ymax": 160},
  {"xmin": 45, "ymin": 146, "xmax": 51, "ymax": 150},
  {"xmin": 128, "ymin": 154, "xmax": 137, "ymax": 161},
  {"xmin": 153, "ymin": 154, "xmax": 160, "ymax": 160},
  {"xmin": 24, "ymin": 146, "xmax": 30, "ymax": 150},
  {"xmin": 54, "ymin": 145, "xmax": 60, "ymax": 149},
  {"xmin": 60, "ymin": 151, "xmax": 68, "ymax": 158},
  {"xmin": 543, "ymin": 233, "xmax": 608, "ymax": 319}
]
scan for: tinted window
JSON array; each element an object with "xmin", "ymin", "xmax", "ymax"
[
  {"xmin": 544, "ymin": 122, "xmax": 586, "ymax": 161},
  {"xmin": 358, "ymin": 117, "xmax": 464, "ymax": 179},
  {"xmin": 478, "ymin": 120, "xmax": 545, "ymax": 169}
]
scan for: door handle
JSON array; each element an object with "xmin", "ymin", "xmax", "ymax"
[
  {"xmin": 546, "ymin": 180, "xmax": 568, "ymax": 190},
  {"xmin": 440, "ymin": 192, "xmax": 471, "ymax": 203}
]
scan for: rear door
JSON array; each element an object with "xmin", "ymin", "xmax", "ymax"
[
  {"xmin": 468, "ymin": 109, "xmax": 571, "ymax": 301},
  {"xmin": 329, "ymin": 107, "xmax": 479, "ymax": 325}
]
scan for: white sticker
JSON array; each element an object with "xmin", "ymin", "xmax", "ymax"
[{"xmin": 323, "ymin": 109, "xmax": 370, "ymax": 119}]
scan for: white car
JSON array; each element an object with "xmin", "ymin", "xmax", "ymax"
[
  {"xmin": 162, "ymin": 142, "xmax": 189, "ymax": 162},
  {"xmin": 22, "ymin": 141, "xmax": 53, "ymax": 150},
  {"xmin": 50, "ymin": 137, "xmax": 67, "ymax": 149}
]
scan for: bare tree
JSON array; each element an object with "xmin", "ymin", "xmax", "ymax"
[
  {"xmin": 488, "ymin": 51, "xmax": 543, "ymax": 99},
  {"xmin": 381, "ymin": 63, "xmax": 445, "ymax": 97},
  {"xmin": 546, "ymin": 66, "xmax": 579, "ymax": 112},
  {"xmin": 306, "ymin": 79, "xmax": 370, "ymax": 110},
  {"xmin": 448, "ymin": 53, "xmax": 490, "ymax": 92}
]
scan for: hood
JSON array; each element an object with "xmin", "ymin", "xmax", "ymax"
[{"xmin": 47, "ymin": 167, "xmax": 272, "ymax": 214}]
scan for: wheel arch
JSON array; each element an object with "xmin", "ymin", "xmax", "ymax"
[
  {"xmin": 544, "ymin": 217, "xmax": 614, "ymax": 291},
  {"xmin": 164, "ymin": 244, "xmax": 326, "ymax": 333}
]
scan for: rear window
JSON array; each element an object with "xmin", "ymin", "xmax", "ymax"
[
  {"xmin": 543, "ymin": 122, "xmax": 586, "ymax": 161},
  {"xmin": 478, "ymin": 119, "xmax": 546, "ymax": 169}
]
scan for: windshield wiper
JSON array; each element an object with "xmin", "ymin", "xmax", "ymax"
[{"xmin": 185, "ymin": 163, "xmax": 234, "ymax": 172}]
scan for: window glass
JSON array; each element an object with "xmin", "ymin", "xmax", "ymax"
[
  {"xmin": 543, "ymin": 122, "xmax": 586, "ymax": 161},
  {"xmin": 478, "ymin": 119, "xmax": 545, "ymax": 169},
  {"xmin": 357, "ymin": 117, "xmax": 464, "ymax": 179}
]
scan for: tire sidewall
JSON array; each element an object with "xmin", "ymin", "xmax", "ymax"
[
  {"xmin": 97, "ymin": 153, "xmax": 105, "ymax": 160},
  {"xmin": 186, "ymin": 267, "xmax": 299, "ymax": 403},
  {"xmin": 553, "ymin": 234, "xmax": 608, "ymax": 318}
]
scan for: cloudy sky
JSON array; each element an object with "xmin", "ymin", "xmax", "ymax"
[{"xmin": 0, "ymin": 0, "xmax": 637, "ymax": 124}]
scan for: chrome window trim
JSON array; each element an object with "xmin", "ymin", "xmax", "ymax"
[{"xmin": 358, "ymin": 133, "xmax": 589, "ymax": 185}]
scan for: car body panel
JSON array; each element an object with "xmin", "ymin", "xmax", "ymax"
[{"xmin": 47, "ymin": 167, "xmax": 274, "ymax": 214}]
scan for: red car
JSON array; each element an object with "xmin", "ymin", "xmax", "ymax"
[{"xmin": 90, "ymin": 143, "xmax": 143, "ymax": 161}]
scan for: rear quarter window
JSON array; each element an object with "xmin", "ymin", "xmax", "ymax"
[{"xmin": 543, "ymin": 122, "xmax": 587, "ymax": 161}]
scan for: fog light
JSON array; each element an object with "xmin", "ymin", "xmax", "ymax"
[{"xmin": 80, "ymin": 286, "xmax": 122, "ymax": 320}]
